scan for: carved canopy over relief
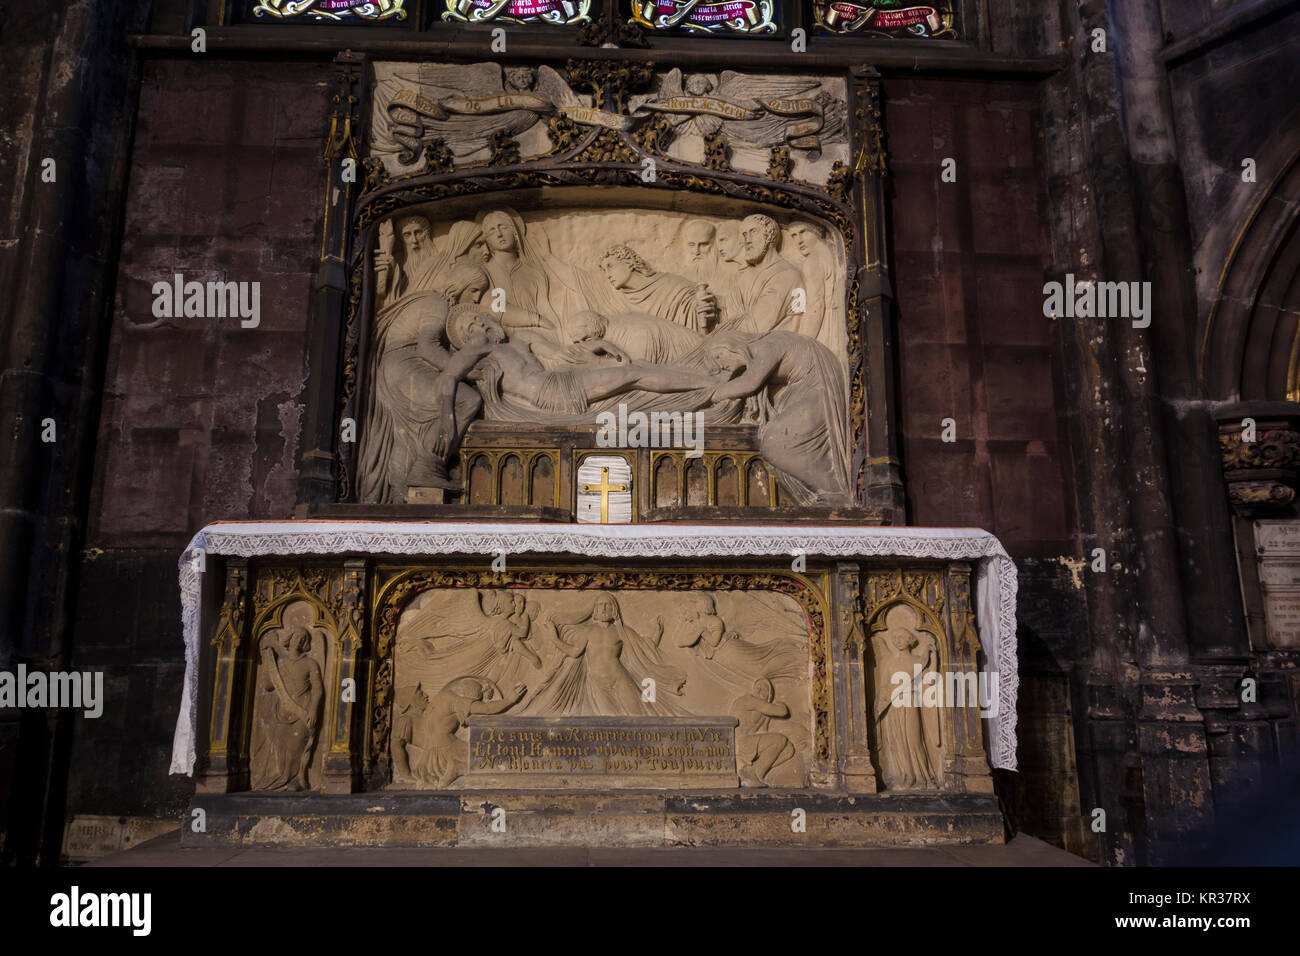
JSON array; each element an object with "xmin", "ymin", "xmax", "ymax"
[{"xmin": 389, "ymin": 586, "xmax": 812, "ymax": 789}]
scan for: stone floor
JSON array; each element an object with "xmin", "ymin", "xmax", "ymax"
[{"xmin": 87, "ymin": 832, "xmax": 1093, "ymax": 866}]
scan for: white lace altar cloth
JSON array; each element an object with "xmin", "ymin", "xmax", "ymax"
[{"xmin": 170, "ymin": 521, "xmax": 1019, "ymax": 775}]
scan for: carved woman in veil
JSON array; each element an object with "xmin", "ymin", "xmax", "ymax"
[
  {"xmin": 524, "ymin": 592, "xmax": 688, "ymax": 716},
  {"xmin": 476, "ymin": 206, "xmax": 583, "ymax": 342},
  {"xmin": 871, "ymin": 605, "xmax": 941, "ymax": 790},
  {"xmin": 358, "ymin": 220, "xmax": 491, "ymax": 502}
]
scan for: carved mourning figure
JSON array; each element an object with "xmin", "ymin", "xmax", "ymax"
[
  {"xmin": 784, "ymin": 219, "xmax": 836, "ymax": 341},
  {"xmin": 596, "ymin": 245, "xmax": 715, "ymax": 333},
  {"xmin": 563, "ymin": 309, "xmax": 703, "ymax": 365},
  {"xmin": 681, "ymin": 219, "xmax": 718, "ymax": 285},
  {"xmin": 731, "ymin": 678, "xmax": 806, "ymax": 787},
  {"xmin": 706, "ymin": 330, "xmax": 851, "ymax": 504},
  {"xmin": 357, "ymin": 263, "xmax": 491, "ymax": 503},
  {"xmin": 718, "ymin": 215, "xmax": 805, "ymax": 335},
  {"xmin": 871, "ymin": 605, "xmax": 942, "ymax": 790},
  {"xmin": 251, "ymin": 626, "xmax": 324, "ymax": 791},
  {"xmin": 394, "ymin": 677, "xmax": 526, "ymax": 788}
]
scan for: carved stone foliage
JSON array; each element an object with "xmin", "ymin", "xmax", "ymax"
[
  {"xmin": 354, "ymin": 199, "xmax": 852, "ymax": 508},
  {"xmin": 370, "ymin": 569, "xmax": 832, "ymax": 778},
  {"xmin": 1216, "ymin": 411, "xmax": 1300, "ymax": 517}
]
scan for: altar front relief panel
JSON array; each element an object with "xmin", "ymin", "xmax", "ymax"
[{"xmin": 194, "ymin": 558, "xmax": 996, "ymax": 801}]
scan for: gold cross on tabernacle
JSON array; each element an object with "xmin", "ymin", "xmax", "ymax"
[{"xmin": 580, "ymin": 466, "xmax": 628, "ymax": 523}]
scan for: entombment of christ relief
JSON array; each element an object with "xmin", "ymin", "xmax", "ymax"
[
  {"xmin": 355, "ymin": 199, "xmax": 852, "ymax": 507},
  {"xmin": 389, "ymin": 588, "xmax": 811, "ymax": 790}
]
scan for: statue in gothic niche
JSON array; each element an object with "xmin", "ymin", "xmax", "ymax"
[
  {"xmin": 358, "ymin": 203, "xmax": 853, "ymax": 505},
  {"xmin": 392, "ymin": 677, "xmax": 526, "ymax": 788},
  {"xmin": 250, "ymin": 626, "xmax": 324, "ymax": 792},
  {"xmin": 871, "ymin": 605, "xmax": 942, "ymax": 790}
]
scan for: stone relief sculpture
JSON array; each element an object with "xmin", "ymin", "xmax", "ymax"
[
  {"xmin": 783, "ymin": 220, "xmax": 836, "ymax": 342},
  {"xmin": 369, "ymin": 62, "xmax": 849, "ymax": 185},
  {"xmin": 391, "ymin": 587, "xmax": 811, "ymax": 788},
  {"xmin": 705, "ymin": 330, "xmax": 851, "ymax": 503},
  {"xmin": 250, "ymin": 624, "xmax": 325, "ymax": 791},
  {"xmin": 392, "ymin": 677, "xmax": 526, "ymax": 788},
  {"xmin": 357, "ymin": 202, "xmax": 852, "ymax": 506},
  {"xmin": 371, "ymin": 63, "xmax": 591, "ymax": 171},
  {"xmin": 871, "ymin": 605, "xmax": 942, "ymax": 790},
  {"xmin": 731, "ymin": 678, "xmax": 807, "ymax": 787},
  {"xmin": 630, "ymin": 71, "xmax": 847, "ymax": 156},
  {"xmin": 528, "ymin": 591, "xmax": 686, "ymax": 715}
]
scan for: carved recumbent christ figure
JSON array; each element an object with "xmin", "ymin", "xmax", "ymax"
[
  {"xmin": 356, "ymin": 204, "xmax": 852, "ymax": 506},
  {"xmin": 390, "ymin": 587, "xmax": 812, "ymax": 789}
]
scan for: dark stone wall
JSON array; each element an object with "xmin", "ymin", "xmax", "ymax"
[
  {"xmin": 63, "ymin": 57, "xmax": 331, "ymax": 823},
  {"xmin": 885, "ymin": 75, "xmax": 1088, "ymax": 853},
  {"xmin": 886, "ymin": 77, "xmax": 1074, "ymax": 560}
]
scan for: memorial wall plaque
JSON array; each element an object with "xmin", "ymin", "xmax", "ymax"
[
  {"xmin": 464, "ymin": 716, "xmax": 740, "ymax": 787},
  {"xmin": 1255, "ymin": 519, "xmax": 1300, "ymax": 648}
]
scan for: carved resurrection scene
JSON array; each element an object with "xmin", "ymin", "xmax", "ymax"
[
  {"xmin": 356, "ymin": 198, "xmax": 852, "ymax": 506},
  {"xmin": 389, "ymin": 587, "xmax": 812, "ymax": 789}
]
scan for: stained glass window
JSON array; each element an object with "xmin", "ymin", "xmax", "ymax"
[
  {"xmin": 813, "ymin": 0, "xmax": 956, "ymax": 38},
  {"xmin": 628, "ymin": 0, "xmax": 779, "ymax": 36},
  {"xmin": 442, "ymin": 0, "xmax": 592, "ymax": 26},
  {"xmin": 249, "ymin": 0, "xmax": 409, "ymax": 20}
]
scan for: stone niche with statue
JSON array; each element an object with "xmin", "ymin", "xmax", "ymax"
[{"xmin": 179, "ymin": 58, "xmax": 1010, "ymax": 848}]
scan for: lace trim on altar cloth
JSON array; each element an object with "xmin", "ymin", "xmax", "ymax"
[{"xmin": 171, "ymin": 522, "xmax": 1019, "ymax": 775}]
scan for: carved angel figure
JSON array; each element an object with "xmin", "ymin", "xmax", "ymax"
[
  {"xmin": 372, "ymin": 63, "xmax": 589, "ymax": 168},
  {"xmin": 630, "ymin": 70, "xmax": 846, "ymax": 156}
]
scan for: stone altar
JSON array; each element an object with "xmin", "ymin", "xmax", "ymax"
[{"xmin": 168, "ymin": 57, "xmax": 1013, "ymax": 848}]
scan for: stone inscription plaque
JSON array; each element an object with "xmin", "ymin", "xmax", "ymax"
[
  {"xmin": 1256, "ymin": 520, "xmax": 1300, "ymax": 648},
  {"xmin": 463, "ymin": 716, "xmax": 740, "ymax": 789}
]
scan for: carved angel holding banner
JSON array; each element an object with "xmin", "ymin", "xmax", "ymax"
[
  {"xmin": 629, "ymin": 70, "xmax": 847, "ymax": 158},
  {"xmin": 372, "ymin": 63, "xmax": 590, "ymax": 168}
]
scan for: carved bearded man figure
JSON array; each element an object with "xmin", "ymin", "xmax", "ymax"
[{"xmin": 723, "ymin": 214, "xmax": 805, "ymax": 335}]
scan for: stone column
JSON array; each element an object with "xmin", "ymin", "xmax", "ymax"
[
  {"xmin": 198, "ymin": 560, "xmax": 251, "ymax": 794},
  {"xmin": 829, "ymin": 563, "xmax": 876, "ymax": 791},
  {"xmin": 848, "ymin": 67, "xmax": 906, "ymax": 522},
  {"xmin": 297, "ymin": 52, "xmax": 366, "ymax": 507},
  {"xmin": 941, "ymin": 563, "xmax": 994, "ymax": 794},
  {"xmin": 321, "ymin": 560, "xmax": 367, "ymax": 793}
]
